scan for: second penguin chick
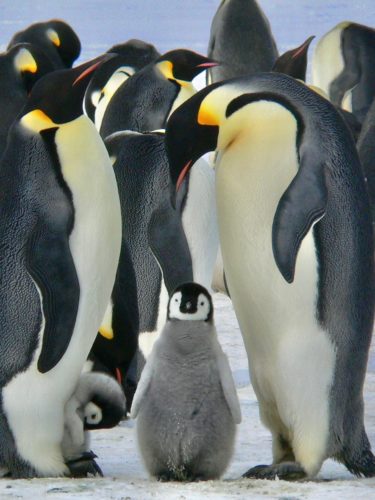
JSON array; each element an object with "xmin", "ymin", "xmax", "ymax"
[
  {"xmin": 63, "ymin": 371, "xmax": 126, "ymax": 477},
  {"xmin": 131, "ymin": 283, "xmax": 241, "ymax": 481}
]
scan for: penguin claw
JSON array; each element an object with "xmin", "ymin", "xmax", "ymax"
[
  {"xmin": 66, "ymin": 451, "xmax": 103, "ymax": 478},
  {"xmin": 243, "ymin": 461, "xmax": 306, "ymax": 481}
]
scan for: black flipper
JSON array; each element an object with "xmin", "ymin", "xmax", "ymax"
[
  {"xmin": 272, "ymin": 147, "xmax": 327, "ymax": 283},
  {"xmin": 148, "ymin": 194, "xmax": 193, "ymax": 295},
  {"xmin": 27, "ymin": 221, "xmax": 80, "ymax": 373}
]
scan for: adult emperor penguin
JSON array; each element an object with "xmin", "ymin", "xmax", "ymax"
[
  {"xmin": 0, "ymin": 42, "xmax": 55, "ymax": 158},
  {"xmin": 0, "ymin": 56, "xmax": 121, "ymax": 478},
  {"xmin": 8, "ymin": 19, "xmax": 81, "ymax": 69},
  {"xmin": 207, "ymin": 0, "xmax": 278, "ymax": 85},
  {"xmin": 99, "ymin": 49, "xmax": 217, "ymax": 138},
  {"xmin": 165, "ymin": 72, "xmax": 375, "ymax": 480},
  {"xmin": 312, "ymin": 21, "xmax": 375, "ymax": 124},
  {"xmin": 84, "ymin": 40, "xmax": 160, "ymax": 130},
  {"xmin": 90, "ymin": 129, "xmax": 218, "ymax": 397},
  {"xmin": 131, "ymin": 283, "xmax": 241, "ymax": 481},
  {"xmin": 272, "ymin": 36, "xmax": 315, "ymax": 81}
]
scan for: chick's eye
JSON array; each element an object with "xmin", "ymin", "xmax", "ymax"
[
  {"xmin": 200, "ymin": 301, "xmax": 204, "ymax": 306},
  {"xmin": 175, "ymin": 298, "xmax": 178, "ymax": 302}
]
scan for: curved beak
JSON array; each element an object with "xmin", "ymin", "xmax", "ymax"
[{"xmin": 73, "ymin": 53, "xmax": 115, "ymax": 86}]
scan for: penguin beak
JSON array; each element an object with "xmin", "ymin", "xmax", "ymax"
[
  {"xmin": 291, "ymin": 35, "xmax": 315, "ymax": 59},
  {"xmin": 176, "ymin": 160, "xmax": 193, "ymax": 192},
  {"xmin": 196, "ymin": 61, "xmax": 219, "ymax": 69},
  {"xmin": 72, "ymin": 54, "xmax": 114, "ymax": 86}
]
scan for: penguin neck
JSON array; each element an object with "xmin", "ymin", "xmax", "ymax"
[{"xmin": 163, "ymin": 320, "xmax": 213, "ymax": 356}]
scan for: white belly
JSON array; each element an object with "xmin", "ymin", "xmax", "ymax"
[
  {"xmin": 312, "ymin": 22, "xmax": 347, "ymax": 102},
  {"xmin": 2, "ymin": 116, "xmax": 121, "ymax": 474},
  {"xmin": 215, "ymin": 102, "xmax": 335, "ymax": 441}
]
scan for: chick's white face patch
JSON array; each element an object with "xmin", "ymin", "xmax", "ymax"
[
  {"xmin": 84, "ymin": 402, "xmax": 102, "ymax": 425},
  {"xmin": 168, "ymin": 292, "xmax": 211, "ymax": 321}
]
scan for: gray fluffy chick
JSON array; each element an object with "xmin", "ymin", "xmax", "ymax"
[{"xmin": 131, "ymin": 282, "xmax": 241, "ymax": 481}]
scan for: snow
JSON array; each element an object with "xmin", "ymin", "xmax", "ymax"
[{"xmin": 1, "ymin": 0, "xmax": 375, "ymax": 498}]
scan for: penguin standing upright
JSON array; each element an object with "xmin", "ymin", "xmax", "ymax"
[
  {"xmin": 84, "ymin": 39, "xmax": 160, "ymax": 130},
  {"xmin": 131, "ymin": 283, "xmax": 241, "ymax": 481},
  {"xmin": 0, "ymin": 56, "xmax": 121, "ymax": 478},
  {"xmin": 165, "ymin": 72, "xmax": 375, "ymax": 480},
  {"xmin": 8, "ymin": 19, "xmax": 81, "ymax": 69},
  {"xmin": 90, "ymin": 129, "xmax": 218, "ymax": 400},
  {"xmin": 99, "ymin": 49, "xmax": 217, "ymax": 138},
  {"xmin": 207, "ymin": 0, "xmax": 278, "ymax": 84},
  {"xmin": 312, "ymin": 21, "xmax": 375, "ymax": 124},
  {"xmin": 0, "ymin": 43, "xmax": 55, "ymax": 158}
]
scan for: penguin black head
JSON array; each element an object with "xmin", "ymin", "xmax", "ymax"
[
  {"xmin": 107, "ymin": 39, "xmax": 160, "ymax": 69},
  {"xmin": 165, "ymin": 82, "xmax": 222, "ymax": 202},
  {"xmin": 83, "ymin": 394, "xmax": 126, "ymax": 430},
  {"xmin": 168, "ymin": 283, "xmax": 213, "ymax": 323},
  {"xmin": 1, "ymin": 42, "xmax": 55, "ymax": 94},
  {"xmin": 21, "ymin": 54, "xmax": 111, "ymax": 126},
  {"xmin": 156, "ymin": 49, "xmax": 218, "ymax": 82},
  {"xmin": 8, "ymin": 19, "xmax": 81, "ymax": 69},
  {"xmin": 272, "ymin": 36, "xmax": 315, "ymax": 81}
]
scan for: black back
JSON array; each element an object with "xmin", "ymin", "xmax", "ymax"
[
  {"xmin": 358, "ymin": 98, "xmax": 375, "ymax": 225},
  {"xmin": 207, "ymin": 0, "xmax": 278, "ymax": 83},
  {"xmin": 99, "ymin": 63, "xmax": 178, "ymax": 138}
]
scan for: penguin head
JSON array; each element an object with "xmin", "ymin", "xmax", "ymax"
[
  {"xmin": 272, "ymin": 36, "xmax": 315, "ymax": 81},
  {"xmin": 83, "ymin": 395, "xmax": 125, "ymax": 430},
  {"xmin": 45, "ymin": 19, "xmax": 81, "ymax": 68},
  {"xmin": 8, "ymin": 19, "xmax": 81, "ymax": 69},
  {"xmin": 5, "ymin": 43, "xmax": 55, "ymax": 94},
  {"xmin": 156, "ymin": 49, "xmax": 218, "ymax": 83},
  {"xmin": 20, "ymin": 54, "xmax": 111, "ymax": 128},
  {"xmin": 168, "ymin": 282, "xmax": 213, "ymax": 323},
  {"xmin": 107, "ymin": 38, "xmax": 160, "ymax": 70}
]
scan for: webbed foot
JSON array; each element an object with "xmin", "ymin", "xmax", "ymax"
[
  {"xmin": 66, "ymin": 451, "xmax": 103, "ymax": 478},
  {"xmin": 243, "ymin": 461, "xmax": 306, "ymax": 481}
]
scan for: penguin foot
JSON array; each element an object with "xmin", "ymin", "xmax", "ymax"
[
  {"xmin": 243, "ymin": 461, "xmax": 306, "ymax": 481},
  {"xmin": 66, "ymin": 451, "xmax": 103, "ymax": 478}
]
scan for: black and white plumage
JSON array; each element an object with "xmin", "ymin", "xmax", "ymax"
[{"xmin": 131, "ymin": 283, "xmax": 240, "ymax": 481}]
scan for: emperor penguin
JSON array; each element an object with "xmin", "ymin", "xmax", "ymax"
[
  {"xmin": 0, "ymin": 42, "xmax": 55, "ymax": 158},
  {"xmin": 99, "ymin": 49, "xmax": 218, "ymax": 138},
  {"xmin": 165, "ymin": 72, "xmax": 375, "ymax": 480},
  {"xmin": 90, "ymin": 129, "xmax": 218, "ymax": 400},
  {"xmin": 62, "ymin": 371, "xmax": 126, "ymax": 476},
  {"xmin": 207, "ymin": 0, "xmax": 278, "ymax": 84},
  {"xmin": 8, "ymin": 19, "xmax": 81, "ymax": 69},
  {"xmin": 0, "ymin": 56, "xmax": 121, "ymax": 478},
  {"xmin": 312, "ymin": 21, "xmax": 375, "ymax": 124},
  {"xmin": 84, "ymin": 39, "xmax": 160, "ymax": 130},
  {"xmin": 131, "ymin": 283, "xmax": 241, "ymax": 481},
  {"xmin": 272, "ymin": 36, "xmax": 315, "ymax": 81}
]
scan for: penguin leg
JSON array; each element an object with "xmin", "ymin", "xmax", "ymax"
[
  {"xmin": 243, "ymin": 462, "xmax": 306, "ymax": 481},
  {"xmin": 66, "ymin": 451, "xmax": 103, "ymax": 478}
]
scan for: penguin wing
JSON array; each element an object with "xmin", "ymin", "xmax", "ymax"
[
  {"xmin": 27, "ymin": 220, "xmax": 80, "ymax": 373},
  {"xmin": 148, "ymin": 195, "xmax": 193, "ymax": 295},
  {"xmin": 130, "ymin": 349, "xmax": 156, "ymax": 418},
  {"xmin": 272, "ymin": 145, "xmax": 327, "ymax": 283},
  {"xmin": 213, "ymin": 339, "xmax": 241, "ymax": 424}
]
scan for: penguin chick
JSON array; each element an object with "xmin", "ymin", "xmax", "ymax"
[
  {"xmin": 62, "ymin": 372, "xmax": 126, "ymax": 475},
  {"xmin": 131, "ymin": 283, "xmax": 241, "ymax": 481}
]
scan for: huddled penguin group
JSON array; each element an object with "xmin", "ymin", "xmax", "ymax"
[{"xmin": 0, "ymin": 0, "xmax": 374, "ymax": 485}]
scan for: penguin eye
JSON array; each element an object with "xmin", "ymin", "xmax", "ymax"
[
  {"xmin": 91, "ymin": 414, "xmax": 96, "ymax": 419},
  {"xmin": 200, "ymin": 301, "xmax": 204, "ymax": 306},
  {"xmin": 175, "ymin": 298, "xmax": 178, "ymax": 302}
]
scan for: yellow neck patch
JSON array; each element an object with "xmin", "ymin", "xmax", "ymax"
[
  {"xmin": 21, "ymin": 109, "xmax": 57, "ymax": 133},
  {"xmin": 14, "ymin": 48, "xmax": 37, "ymax": 74},
  {"xmin": 157, "ymin": 60, "xmax": 192, "ymax": 88}
]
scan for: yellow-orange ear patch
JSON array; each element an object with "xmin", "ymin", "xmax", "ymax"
[
  {"xmin": 157, "ymin": 60, "xmax": 174, "ymax": 80},
  {"xmin": 198, "ymin": 103, "xmax": 219, "ymax": 126},
  {"xmin": 47, "ymin": 28, "xmax": 61, "ymax": 47},
  {"xmin": 21, "ymin": 109, "xmax": 56, "ymax": 133},
  {"xmin": 14, "ymin": 48, "xmax": 37, "ymax": 74}
]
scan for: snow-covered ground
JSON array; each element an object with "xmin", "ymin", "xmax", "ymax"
[{"xmin": 1, "ymin": 1, "xmax": 375, "ymax": 498}]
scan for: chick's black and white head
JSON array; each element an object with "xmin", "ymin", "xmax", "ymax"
[{"xmin": 168, "ymin": 283, "xmax": 213, "ymax": 323}]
